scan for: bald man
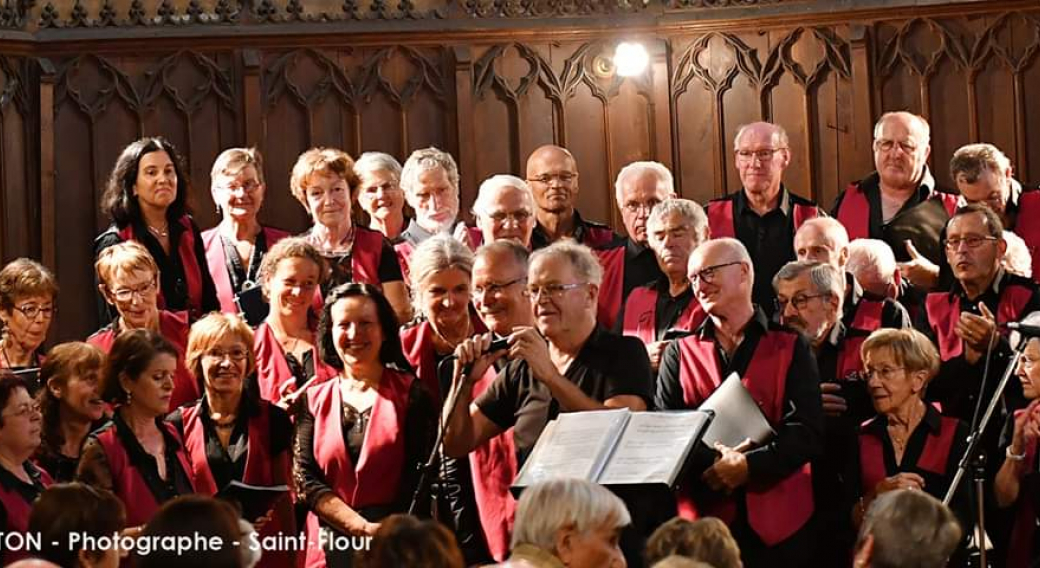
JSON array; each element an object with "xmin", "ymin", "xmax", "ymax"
[
  {"xmin": 525, "ymin": 145, "xmax": 617, "ymax": 250},
  {"xmin": 706, "ymin": 122, "xmax": 823, "ymax": 316}
]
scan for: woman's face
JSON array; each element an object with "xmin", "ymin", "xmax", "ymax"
[
  {"xmin": 331, "ymin": 296, "xmax": 385, "ymax": 369},
  {"xmin": 0, "ymin": 386, "xmax": 41, "ymax": 457},
  {"xmin": 0, "ymin": 293, "xmax": 55, "ymax": 352},
  {"xmin": 357, "ymin": 169, "xmax": 404, "ymax": 222},
  {"xmin": 201, "ymin": 335, "xmax": 249, "ymax": 399},
  {"xmin": 212, "ymin": 165, "xmax": 265, "ymax": 224},
  {"xmin": 134, "ymin": 150, "xmax": 177, "ymax": 212},
  {"xmin": 52, "ymin": 365, "xmax": 106, "ymax": 423},
  {"xmin": 1017, "ymin": 339, "xmax": 1040, "ymax": 399},
  {"xmin": 266, "ymin": 257, "xmax": 320, "ymax": 320},
  {"xmin": 421, "ymin": 268, "xmax": 471, "ymax": 337},
  {"xmin": 556, "ymin": 523, "xmax": 626, "ymax": 568},
  {"xmin": 122, "ymin": 353, "xmax": 177, "ymax": 417},
  {"xmin": 104, "ymin": 268, "xmax": 160, "ymax": 330},
  {"xmin": 304, "ymin": 173, "xmax": 351, "ymax": 230},
  {"xmin": 865, "ymin": 347, "xmax": 924, "ymax": 416}
]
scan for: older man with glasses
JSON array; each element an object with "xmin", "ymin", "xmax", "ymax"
[
  {"xmin": 525, "ymin": 145, "xmax": 617, "ymax": 250},
  {"xmin": 463, "ymin": 174, "xmax": 537, "ymax": 250},
  {"xmin": 656, "ymin": 237, "xmax": 823, "ymax": 568},
  {"xmin": 706, "ymin": 122, "xmax": 822, "ymax": 317}
]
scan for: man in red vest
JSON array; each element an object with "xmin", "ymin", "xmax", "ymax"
[
  {"xmin": 595, "ymin": 161, "xmax": 675, "ymax": 329},
  {"xmin": 831, "ymin": 111, "xmax": 958, "ymax": 288},
  {"xmin": 706, "ymin": 122, "xmax": 822, "ymax": 317},
  {"xmin": 469, "ymin": 175, "xmax": 537, "ymax": 250},
  {"xmin": 847, "ymin": 238, "xmax": 903, "ymax": 301},
  {"xmin": 619, "ymin": 198, "xmax": 709, "ymax": 371},
  {"xmin": 525, "ymin": 145, "xmax": 617, "ymax": 250},
  {"xmin": 656, "ymin": 238, "xmax": 823, "ymax": 568}
]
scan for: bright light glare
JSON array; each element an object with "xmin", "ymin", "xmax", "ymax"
[{"xmin": 614, "ymin": 42, "xmax": 649, "ymax": 77}]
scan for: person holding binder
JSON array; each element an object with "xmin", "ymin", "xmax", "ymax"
[
  {"xmin": 201, "ymin": 147, "xmax": 290, "ymax": 324},
  {"xmin": 655, "ymin": 238, "xmax": 823, "ymax": 568},
  {"xmin": 0, "ymin": 258, "xmax": 59, "ymax": 390},
  {"xmin": 169, "ymin": 312, "xmax": 296, "ymax": 568}
]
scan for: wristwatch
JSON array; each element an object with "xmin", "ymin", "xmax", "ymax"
[{"xmin": 1006, "ymin": 446, "xmax": 1027, "ymax": 461}]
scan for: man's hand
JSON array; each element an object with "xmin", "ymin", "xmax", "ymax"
[
  {"xmin": 508, "ymin": 327, "xmax": 560, "ymax": 386},
  {"xmin": 874, "ymin": 472, "xmax": 925, "ymax": 495},
  {"xmin": 453, "ymin": 223, "xmax": 475, "ymax": 250},
  {"xmin": 896, "ymin": 240, "xmax": 939, "ymax": 291},
  {"xmin": 453, "ymin": 333, "xmax": 508, "ymax": 387},
  {"xmin": 820, "ymin": 382, "xmax": 848, "ymax": 417},
  {"xmin": 956, "ymin": 302, "xmax": 998, "ymax": 363},
  {"xmin": 702, "ymin": 440, "xmax": 752, "ymax": 492},
  {"xmin": 647, "ymin": 340, "xmax": 670, "ymax": 371}
]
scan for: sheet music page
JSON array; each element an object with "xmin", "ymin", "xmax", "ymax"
[
  {"xmin": 513, "ymin": 408, "xmax": 629, "ymax": 487},
  {"xmin": 598, "ymin": 411, "xmax": 710, "ymax": 486}
]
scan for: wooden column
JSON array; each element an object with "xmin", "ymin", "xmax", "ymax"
[
  {"xmin": 453, "ymin": 45, "xmax": 477, "ymax": 207},
  {"xmin": 38, "ymin": 58, "xmax": 56, "ymax": 269},
  {"xmin": 242, "ymin": 49, "xmax": 263, "ymax": 149}
]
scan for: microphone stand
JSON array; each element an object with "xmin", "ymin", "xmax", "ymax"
[{"xmin": 408, "ymin": 357, "xmax": 468, "ymax": 517}]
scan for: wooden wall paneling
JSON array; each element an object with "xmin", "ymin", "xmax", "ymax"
[
  {"xmin": 1019, "ymin": 19, "xmax": 1040, "ymax": 184},
  {"xmin": 243, "ymin": 49, "xmax": 263, "ymax": 149},
  {"xmin": 649, "ymin": 39, "xmax": 673, "ymax": 173},
  {"xmin": 40, "ymin": 59, "xmax": 56, "ymax": 270},
  {"xmin": 453, "ymin": 45, "xmax": 478, "ymax": 206},
  {"xmin": 670, "ymin": 35, "xmax": 720, "ymax": 205},
  {"xmin": 847, "ymin": 24, "xmax": 876, "ymax": 198}
]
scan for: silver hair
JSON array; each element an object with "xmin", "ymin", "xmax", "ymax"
[
  {"xmin": 873, "ymin": 111, "xmax": 931, "ymax": 145},
  {"xmin": 476, "ymin": 239, "xmax": 530, "ymax": 273},
  {"xmin": 409, "ymin": 234, "xmax": 474, "ymax": 318},
  {"xmin": 733, "ymin": 122, "xmax": 790, "ymax": 151},
  {"xmin": 846, "ymin": 239, "xmax": 898, "ymax": 288},
  {"xmin": 473, "ymin": 174, "xmax": 535, "ymax": 218},
  {"xmin": 400, "ymin": 146, "xmax": 460, "ymax": 198},
  {"xmin": 1002, "ymin": 230, "xmax": 1032, "ymax": 279},
  {"xmin": 354, "ymin": 151, "xmax": 402, "ymax": 183},
  {"xmin": 796, "ymin": 217, "xmax": 849, "ymax": 251},
  {"xmin": 856, "ymin": 490, "xmax": 961, "ymax": 568},
  {"xmin": 772, "ymin": 260, "xmax": 845, "ymax": 300},
  {"xmin": 511, "ymin": 478, "xmax": 631, "ymax": 552},
  {"xmin": 950, "ymin": 143, "xmax": 1012, "ymax": 183},
  {"xmin": 529, "ymin": 240, "xmax": 603, "ymax": 287},
  {"xmin": 614, "ymin": 161, "xmax": 675, "ymax": 204},
  {"xmin": 647, "ymin": 198, "xmax": 708, "ymax": 242}
]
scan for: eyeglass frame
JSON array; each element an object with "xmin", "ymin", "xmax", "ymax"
[
  {"xmin": 862, "ymin": 366, "xmax": 906, "ymax": 381},
  {"xmin": 622, "ymin": 199, "xmax": 663, "ymax": 215},
  {"xmin": 12, "ymin": 303, "xmax": 57, "ymax": 320},
  {"xmin": 943, "ymin": 235, "xmax": 1000, "ymax": 251},
  {"xmin": 214, "ymin": 179, "xmax": 263, "ymax": 194},
  {"xmin": 735, "ymin": 148, "xmax": 788, "ymax": 163},
  {"xmin": 873, "ymin": 139, "xmax": 920, "ymax": 155},
  {"xmin": 203, "ymin": 347, "xmax": 249, "ymax": 362},
  {"xmin": 2, "ymin": 401, "xmax": 41, "ymax": 419},
  {"xmin": 774, "ymin": 293, "xmax": 829, "ymax": 313},
  {"xmin": 527, "ymin": 282, "xmax": 587, "ymax": 301},
  {"xmin": 689, "ymin": 261, "xmax": 744, "ymax": 286},
  {"xmin": 526, "ymin": 172, "xmax": 577, "ymax": 185},
  {"xmin": 473, "ymin": 277, "xmax": 527, "ymax": 298},
  {"xmin": 486, "ymin": 209, "xmax": 534, "ymax": 225},
  {"xmin": 108, "ymin": 278, "xmax": 158, "ymax": 303}
]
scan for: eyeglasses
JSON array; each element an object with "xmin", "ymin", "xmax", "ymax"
[
  {"xmin": 110, "ymin": 280, "xmax": 157, "ymax": 303},
  {"xmin": 943, "ymin": 236, "xmax": 999, "ymax": 251},
  {"xmin": 473, "ymin": 277, "xmax": 526, "ymax": 298},
  {"xmin": 622, "ymin": 200, "xmax": 662, "ymax": 215},
  {"xmin": 774, "ymin": 294, "xmax": 827, "ymax": 312},
  {"xmin": 527, "ymin": 282, "xmax": 586, "ymax": 300},
  {"xmin": 487, "ymin": 210, "xmax": 533, "ymax": 224},
  {"xmin": 735, "ymin": 148, "xmax": 787, "ymax": 162},
  {"xmin": 689, "ymin": 261, "xmax": 743, "ymax": 286},
  {"xmin": 874, "ymin": 139, "xmax": 918, "ymax": 154},
  {"xmin": 862, "ymin": 366, "xmax": 905, "ymax": 381},
  {"xmin": 3, "ymin": 401, "xmax": 41, "ymax": 419},
  {"xmin": 13, "ymin": 303, "xmax": 56, "ymax": 320},
  {"xmin": 526, "ymin": 173, "xmax": 577, "ymax": 185},
  {"xmin": 361, "ymin": 182, "xmax": 401, "ymax": 194},
  {"xmin": 204, "ymin": 347, "xmax": 249, "ymax": 362},
  {"xmin": 217, "ymin": 180, "xmax": 262, "ymax": 194}
]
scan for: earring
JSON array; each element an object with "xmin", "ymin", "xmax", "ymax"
[{"xmin": 125, "ymin": 390, "xmax": 132, "ymax": 405}]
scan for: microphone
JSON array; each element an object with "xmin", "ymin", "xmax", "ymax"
[
  {"xmin": 445, "ymin": 335, "xmax": 511, "ymax": 362},
  {"xmin": 1003, "ymin": 321, "xmax": 1040, "ymax": 337}
]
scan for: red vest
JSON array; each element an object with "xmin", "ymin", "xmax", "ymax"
[
  {"xmin": 468, "ymin": 365, "xmax": 518, "ymax": 561},
  {"xmin": 583, "ymin": 224, "xmax": 618, "ymax": 249},
  {"xmin": 94, "ymin": 420, "xmax": 195, "ymax": 527},
  {"xmin": 466, "ymin": 226, "xmax": 484, "ymax": 251},
  {"xmin": 1008, "ymin": 399, "xmax": 1040, "ymax": 567},
  {"xmin": 673, "ymin": 332, "xmax": 814, "ymax": 546},
  {"xmin": 303, "ymin": 369, "xmax": 412, "ymax": 568},
  {"xmin": 393, "ymin": 240, "xmax": 414, "ymax": 286},
  {"xmin": 595, "ymin": 245, "xmax": 626, "ymax": 330},
  {"xmin": 1014, "ymin": 191, "xmax": 1040, "ymax": 285},
  {"xmin": 253, "ymin": 321, "xmax": 338, "ymax": 404},
  {"xmin": 182, "ymin": 400, "xmax": 295, "ymax": 568},
  {"xmin": 202, "ymin": 226, "xmax": 290, "ymax": 314},
  {"xmin": 309, "ymin": 227, "xmax": 390, "ymax": 314},
  {"xmin": 836, "ymin": 299, "xmax": 886, "ymax": 380},
  {"xmin": 857, "ymin": 413, "xmax": 958, "ymax": 495},
  {"xmin": 925, "ymin": 282, "xmax": 1034, "ymax": 361},
  {"xmin": 835, "ymin": 181, "xmax": 959, "ymax": 240},
  {"xmin": 400, "ymin": 316, "xmax": 486, "ymax": 406},
  {"xmin": 706, "ymin": 199, "xmax": 818, "ymax": 239},
  {"xmin": 117, "ymin": 215, "xmax": 206, "ymax": 319},
  {"xmin": 621, "ymin": 285, "xmax": 706, "ymax": 344},
  {"xmin": 87, "ymin": 310, "xmax": 199, "ymax": 409},
  {"xmin": 0, "ymin": 465, "xmax": 53, "ymax": 565}
]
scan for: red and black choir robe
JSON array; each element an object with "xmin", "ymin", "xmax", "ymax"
[
  {"xmin": 202, "ymin": 225, "xmax": 290, "ymax": 314},
  {"xmin": 469, "ymin": 363, "xmax": 518, "ymax": 561},
  {"xmin": 254, "ymin": 321, "xmax": 338, "ymax": 404},
  {"xmin": 621, "ymin": 283, "xmax": 706, "ymax": 344},
  {"xmin": 0, "ymin": 462, "xmax": 53, "ymax": 565}
]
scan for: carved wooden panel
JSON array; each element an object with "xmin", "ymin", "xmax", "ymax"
[{"xmin": 0, "ymin": 57, "xmax": 36, "ymax": 263}]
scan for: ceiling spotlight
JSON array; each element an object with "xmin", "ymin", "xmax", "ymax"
[{"xmin": 614, "ymin": 42, "xmax": 649, "ymax": 77}]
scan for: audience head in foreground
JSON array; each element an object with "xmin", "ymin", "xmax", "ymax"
[
  {"xmin": 29, "ymin": 482, "xmax": 126, "ymax": 568},
  {"xmin": 510, "ymin": 477, "xmax": 630, "ymax": 568},
  {"xmin": 854, "ymin": 489, "xmax": 961, "ymax": 568},
  {"xmin": 645, "ymin": 516, "xmax": 742, "ymax": 568},
  {"xmin": 135, "ymin": 495, "xmax": 247, "ymax": 568},
  {"xmin": 363, "ymin": 514, "xmax": 465, "ymax": 568}
]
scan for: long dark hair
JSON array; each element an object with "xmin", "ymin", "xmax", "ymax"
[
  {"xmin": 101, "ymin": 136, "xmax": 192, "ymax": 226},
  {"xmin": 101, "ymin": 329, "xmax": 179, "ymax": 405},
  {"xmin": 37, "ymin": 342, "xmax": 105, "ymax": 454},
  {"xmin": 318, "ymin": 282, "xmax": 412, "ymax": 373}
]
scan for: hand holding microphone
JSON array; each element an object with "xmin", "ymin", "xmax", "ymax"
[{"xmin": 452, "ymin": 332, "xmax": 511, "ymax": 385}]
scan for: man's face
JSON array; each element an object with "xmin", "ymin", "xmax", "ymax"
[
  {"xmin": 648, "ymin": 211, "xmax": 700, "ymax": 279},
  {"xmin": 476, "ymin": 186, "xmax": 535, "ymax": 247},
  {"xmin": 618, "ymin": 173, "xmax": 670, "ymax": 245},
  {"xmin": 945, "ymin": 211, "xmax": 1005, "ymax": 289},
  {"xmin": 688, "ymin": 244, "xmax": 749, "ymax": 316},
  {"xmin": 873, "ymin": 115, "xmax": 931, "ymax": 191},
  {"xmin": 735, "ymin": 126, "xmax": 790, "ymax": 198},
  {"xmin": 956, "ymin": 168, "xmax": 1013, "ymax": 219},
  {"xmin": 526, "ymin": 149, "xmax": 579, "ymax": 214},
  {"xmin": 794, "ymin": 225, "xmax": 847, "ymax": 270},
  {"xmin": 528, "ymin": 255, "xmax": 594, "ymax": 339},
  {"xmin": 472, "ymin": 252, "xmax": 530, "ymax": 335},
  {"xmin": 409, "ymin": 166, "xmax": 459, "ymax": 233},
  {"xmin": 775, "ymin": 273, "xmax": 838, "ymax": 343}
]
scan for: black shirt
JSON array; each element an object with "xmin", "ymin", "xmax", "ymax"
[
  {"xmin": 321, "ymin": 239, "xmax": 404, "ymax": 296},
  {"xmin": 0, "ymin": 460, "xmax": 47, "ymax": 532},
  {"xmin": 842, "ymin": 272, "xmax": 911, "ymax": 331},
  {"xmin": 475, "ymin": 325, "xmax": 654, "ymax": 465},
  {"xmin": 621, "ymin": 239, "xmax": 665, "ymax": 300},
  {"xmin": 530, "ymin": 209, "xmax": 617, "ymax": 251},
  {"xmin": 613, "ymin": 278, "xmax": 696, "ymax": 339},
  {"xmin": 711, "ymin": 186, "xmax": 821, "ymax": 317}
]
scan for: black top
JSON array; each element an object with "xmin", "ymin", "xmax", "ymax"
[
  {"xmin": 530, "ymin": 209, "xmax": 617, "ymax": 251},
  {"xmin": 285, "ymin": 350, "xmax": 317, "ymax": 390},
  {"xmin": 220, "ymin": 230, "xmax": 269, "ymax": 294},
  {"xmin": 0, "ymin": 460, "xmax": 47, "ymax": 531},
  {"xmin": 614, "ymin": 277, "xmax": 696, "ymax": 339},
  {"xmin": 34, "ymin": 449, "xmax": 79, "ymax": 484},
  {"xmin": 321, "ymin": 239, "xmax": 404, "ymax": 296},
  {"xmin": 475, "ymin": 325, "xmax": 654, "ymax": 465},
  {"xmin": 655, "ymin": 307, "xmax": 824, "ymax": 482},
  {"xmin": 621, "ymin": 238, "xmax": 665, "ymax": 302},
  {"xmin": 709, "ymin": 186, "xmax": 821, "ymax": 318},
  {"xmin": 94, "ymin": 216, "xmax": 220, "ymax": 325},
  {"xmin": 292, "ymin": 378, "xmax": 435, "ymax": 513}
]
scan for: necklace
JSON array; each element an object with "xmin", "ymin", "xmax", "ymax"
[
  {"xmin": 0, "ymin": 339, "xmax": 30, "ymax": 368},
  {"xmin": 147, "ymin": 223, "xmax": 169, "ymax": 239}
]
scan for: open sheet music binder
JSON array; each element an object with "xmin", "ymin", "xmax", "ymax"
[{"xmin": 512, "ymin": 408, "xmax": 712, "ymax": 493}]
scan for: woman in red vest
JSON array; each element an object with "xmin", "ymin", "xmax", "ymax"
[
  {"xmin": 0, "ymin": 373, "xmax": 51, "ymax": 565},
  {"xmin": 90, "ymin": 241, "xmax": 198, "ymax": 409},
  {"xmin": 170, "ymin": 312, "xmax": 296, "ymax": 568},
  {"xmin": 202, "ymin": 147, "xmax": 290, "ymax": 323},
  {"xmin": 0, "ymin": 259, "xmax": 58, "ymax": 387},
  {"xmin": 254, "ymin": 237, "xmax": 338, "ymax": 406},
  {"xmin": 996, "ymin": 329, "xmax": 1040, "ymax": 566},
  {"xmin": 35, "ymin": 342, "xmax": 108, "ymax": 482},
  {"xmin": 850, "ymin": 329, "xmax": 969, "ymax": 535},
  {"xmin": 77, "ymin": 329, "xmax": 195, "ymax": 529},
  {"xmin": 294, "ymin": 283, "xmax": 434, "ymax": 568},
  {"xmin": 95, "ymin": 136, "xmax": 219, "ymax": 325},
  {"xmin": 290, "ymin": 147, "xmax": 411, "ymax": 325}
]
